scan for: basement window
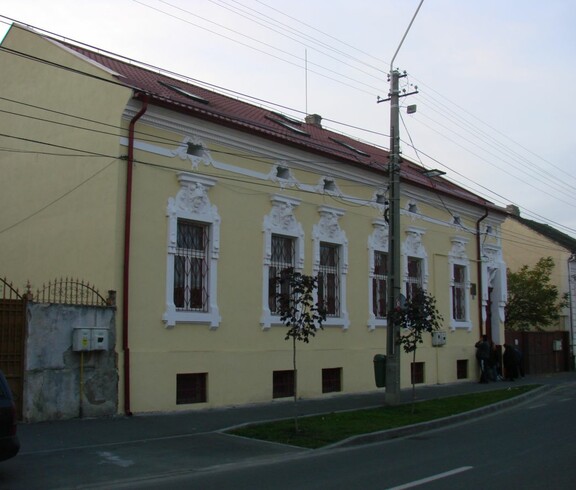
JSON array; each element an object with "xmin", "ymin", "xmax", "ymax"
[
  {"xmin": 176, "ymin": 373, "xmax": 208, "ymax": 404},
  {"xmin": 457, "ymin": 360, "xmax": 468, "ymax": 380},
  {"xmin": 411, "ymin": 362, "xmax": 425, "ymax": 384},
  {"xmin": 322, "ymin": 367, "xmax": 342, "ymax": 393},
  {"xmin": 273, "ymin": 370, "xmax": 295, "ymax": 398},
  {"xmin": 329, "ymin": 137, "xmax": 370, "ymax": 157},
  {"xmin": 158, "ymin": 80, "xmax": 209, "ymax": 105}
]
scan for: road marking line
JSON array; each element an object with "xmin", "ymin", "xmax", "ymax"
[
  {"xmin": 97, "ymin": 451, "xmax": 134, "ymax": 468},
  {"xmin": 386, "ymin": 466, "xmax": 473, "ymax": 489}
]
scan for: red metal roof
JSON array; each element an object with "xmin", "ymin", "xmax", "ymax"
[{"xmin": 57, "ymin": 38, "xmax": 500, "ymax": 211}]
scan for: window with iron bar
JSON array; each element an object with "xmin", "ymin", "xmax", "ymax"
[
  {"xmin": 318, "ymin": 242, "xmax": 340, "ymax": 317},
  {"xmin": 452, "ymin": 264, "xmax": 466, "ymax": 321},
  {"xmin": 176, "ymin": 373, "xmax": 207, "ymax": 404},
  {"xmin": 373, "ymin": 251, "xmax": 388, "ymax": 319},
  {"xmin": 406, "ymin": 256, "xmax": 423, "ymax": 299},
  {"xmin": 174, "ymin": 219, "xmax": 209, "ymax": 312},
  {"xmin": 268, "ymin": 235, "xmax": 295, "ymax": 314}
]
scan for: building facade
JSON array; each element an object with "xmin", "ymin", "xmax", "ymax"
[
  {"xmin": 0, "ymin": 24, "xmax": 507, "ymax": 416},
  {"xmin": 503, "ymin": 205, "xmax": 576, "ymax": 362}
]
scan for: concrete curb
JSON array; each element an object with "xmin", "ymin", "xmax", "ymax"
[{"xmin": 324, "ymin": 384, "xmax": 553, "ymax": 449}]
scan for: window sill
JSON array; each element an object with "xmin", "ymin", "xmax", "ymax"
[
  {"xmin": 450, "ymin": 320, "xmax": 472, "ymax": 332},
  {"xmin": 163, "ymin": 309, "xmax": 221, "ymax": 329}
]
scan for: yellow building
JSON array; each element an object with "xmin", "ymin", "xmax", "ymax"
[
  {"xmin": 0, "ymin": 24, "xmax": 508, "ymax": 416},
  {"xmin": 503, "ymin": 205, "xmax": 576, "ymax": 343}
]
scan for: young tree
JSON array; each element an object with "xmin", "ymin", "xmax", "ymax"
[
  {"xmin": 506, "ymin": 256, "xmax": 569, "ymax": 331},
  {"xmin": 275, "ymin": 267, "xmax": 326, "ymax": 431},
  {"xmin": 392, "ymin": 287, "xmax": 443, "ymax": 411}
]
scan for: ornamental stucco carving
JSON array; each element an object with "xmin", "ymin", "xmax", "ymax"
[
  {"xmin": 317, "ymin": 210, "xmax": 344, "ymax": 241},
  {"xmin": 368, "ymin": 220, "xmax": 389, "ymax": 251},
  {"xmin": 262, "ymin": 195, "xmax": 304, "ymax": 270},
  {"xmin": 404, "ymin": 228, "xmax": 426, "ymax": 257},
  {"xmin": 450, "ymin": 237, "xmax": 468, "ymax": 261},
  {"xmin": 172, "ymin": 182, "xmax": 210, "ymax": 215},
  {"xmin": 170, "ymin": 136, "xmax": 213, "ymax": 169}
]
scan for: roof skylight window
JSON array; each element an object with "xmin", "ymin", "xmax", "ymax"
[
  {"xmin": 266, "ymin": 116, "xmax": 310, "ymax": 136},
  {"xmin": 158, "ymin": 81, "xmax": 209, "ymax": 105},
  {"xmin": 329, "ymin": 137, "xmax": 370, "ymax": 157},
  {"xmin": 272, "ymin": 112, "xmax": 303, "ymax": 125}
]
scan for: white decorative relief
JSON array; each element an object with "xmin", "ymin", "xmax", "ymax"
[
  {"xmin": 448, "ymin": 236, "xmax": 472, "ymax": 331},
  {"xmin": 367, "ymin": 219, "xmax": 389, "ymax": 330},
  {"xmin": 163, "ymin": 172, "xmax": 221, "ymax": 329},
  {"xmin": 402, "ymin": 226, "xmax": 429, "ymax": 291},
  {"xmin": 312, "ymin": 206, "xmax": 349, "ymax": 329},
  {"xmin": 260, "ymin": 195, "xmax": 304, "ymax": 329},
  {"xmin": 170, "ymin": 136, "xmax": 213, "ymax": 169}
]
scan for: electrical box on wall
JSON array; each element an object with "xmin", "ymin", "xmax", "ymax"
[
  {"xmin": 432, "ymin": 331, "xmax": 447, "ymax": 347},
  {"xmin": 72, "ymin": 328, "xmax": 109, "ymax": 352}
]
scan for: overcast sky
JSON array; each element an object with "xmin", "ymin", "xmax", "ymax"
[{"xmin": 2, "ymin": 0, "xmax": 576, "ymax": 239}]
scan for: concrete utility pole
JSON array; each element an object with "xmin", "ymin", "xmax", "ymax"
[
  {"xmin": 384, "ymin": 69, "xmax": 403, "ymax": 406},
  {"xmin": 381, "ymin": 0, "xmax": 424, "ymax": 406}
]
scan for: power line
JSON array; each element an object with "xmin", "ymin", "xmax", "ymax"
[{"xmin": 2, "ymin": 16, "xmax": 572, "ymax": 236}]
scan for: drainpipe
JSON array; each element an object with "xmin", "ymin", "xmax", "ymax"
[
  {"xmin": 476, "ymin": 208, "xmax": 489, "ymax": 338},
  {"xmin": 123, "ymin": 93, "xmax": 148, "ymax": 416},
  {"xmin": 569, "ymin": 254, "xmax": 576, "ymax": 370}
]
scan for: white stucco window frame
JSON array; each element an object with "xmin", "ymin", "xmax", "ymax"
[
  {"xmin": 402, "ymin": 227, "xmax": 429, "ymax": 294},
  {"xmin": 260, "ymin": 194, "xmax": 305, "ymax": 329},
  {"xmin": 312, "ymin": 205, "xmax": 350, "ymax": 329},
  {"xmin": 368, "ymin": 219, "xmax": 389, "ymax": 330},
  {"xmin": 448, "ymin": 236, "xmax": 472, "ymax": 331},
  {"xmin": 163, "ymin": 172, "xmax": 221, "ymax": 329}
]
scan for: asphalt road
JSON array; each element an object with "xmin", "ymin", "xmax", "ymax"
[
  {"xmin": 111, "ymin": 383, "xmax": 576, "ymax": 490},
  {"xmin": 1, "ymin": 375, "xmax": 573, "ymax": 489}
]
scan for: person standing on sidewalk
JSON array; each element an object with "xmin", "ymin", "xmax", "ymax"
[
  {"xmin": 503, "ymin": 344, "xmax": 519, "ymax": 381},
  {"xmin": 475, "ymin": 335, "xmax": 491, "ymax": 383}
]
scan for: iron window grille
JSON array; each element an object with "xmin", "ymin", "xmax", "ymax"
[
  {"xmin": 406, "ymin": 256, "xmax": 423, "ymax": 299},
  {"xmin": 452, "ymin": 264, "xmax": 466, "ymax": 321},
  {"xmin": 318, "ymin": 243, "xmax": 340, "ymax": 317},
  {"xmin": 174, "ymin": 219, "xmax": 209, "ymax": 312},
  {"xmin": 268, "ymin": 235, "xmax": 295, "ymax": 314},
  {"xmin": 176, "ymin": 373, "xmax": 207, "ymax": 404},
  {"xmin": 373, "ymin": 251, "xmax": 388, "ymax": 318}
]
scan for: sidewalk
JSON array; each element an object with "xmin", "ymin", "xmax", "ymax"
[{"xmin": 18, "ymin": 371, "xmax": 576, "ymax": 454}]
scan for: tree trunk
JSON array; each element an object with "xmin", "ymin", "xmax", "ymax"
[
  {"xmin": 293, "ymin": 336, "xmax": 299, "ymax": 432},
  {"xmin": 411, "ymin": 349, "xmax": 417, "ymax": 414}
]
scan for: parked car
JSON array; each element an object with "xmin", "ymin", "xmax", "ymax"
[{"xmin": 0, "ymin": 370, "xmax": 20, "ymax": 461}]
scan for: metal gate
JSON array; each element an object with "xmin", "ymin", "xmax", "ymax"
[
  {"xmin": 505, "ymin": 330, "xmax": 570, "ymax": 375},
  {"xmin": 0, "ymin": 278, "xmax": 27, "ymax": 419}
]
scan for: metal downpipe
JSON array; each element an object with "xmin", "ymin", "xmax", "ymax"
[{"xmin": 123, "ymin": 93, "xmax": 148, "ymax": 416}]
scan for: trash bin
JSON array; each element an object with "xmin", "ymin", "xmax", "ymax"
[{"xmin": 373, "ymin": 354, "xmax": 386, "ymax": 387}]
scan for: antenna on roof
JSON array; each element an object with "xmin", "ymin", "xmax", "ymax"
[{"xmin": 305, "ymin": 49, "xmax": 308, "ymax": 115}]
